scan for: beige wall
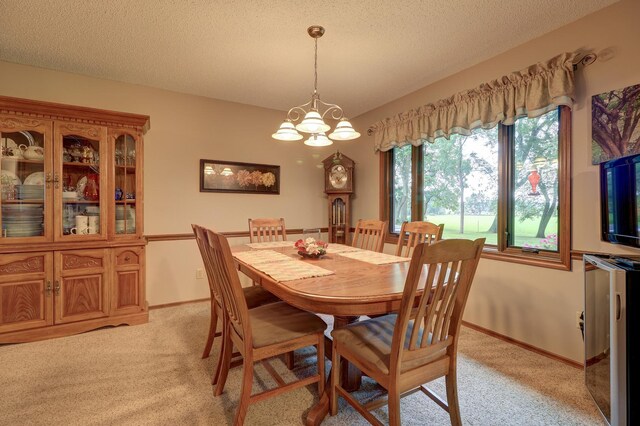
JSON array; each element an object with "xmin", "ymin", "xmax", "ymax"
[
  {"xmin": 349, "ymin": 0, "xmax": 640, "ymax": 362},
  {"xmin": 0, "ymin": 62, "xmax": 335, "ymax": 305}
]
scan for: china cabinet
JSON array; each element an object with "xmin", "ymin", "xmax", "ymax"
[{"xmin": 0, "ymin": 95, "xmax": 149, "ymax": 343}]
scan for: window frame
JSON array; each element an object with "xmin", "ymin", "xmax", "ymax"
[{"xmin": 380, "ymin": 106, "xmax": 571, "ymax": 270}]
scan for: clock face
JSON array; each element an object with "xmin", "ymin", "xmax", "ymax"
[{"xmin": 329, "ymin": 164, "xmax": 348, "ymax": 189}]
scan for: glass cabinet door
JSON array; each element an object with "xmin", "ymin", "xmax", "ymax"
[
  {"xmin": 112, "ymin": 131, "xmax": 141, "ymax": 238},
  {"xmin": 54, "ymin": 123, "xmax": 107, "ymax": 241},
  {"xmin": 0, "ymin": 117, "xmax": 53, "ymax": 243}
]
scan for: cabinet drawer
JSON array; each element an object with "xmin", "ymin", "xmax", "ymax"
[
  {"xmin": 115, "ymin": 249, "xmax": 140, "ymax": 266},
  {"xmin": 60, "ymin": 250, "xmax": 106, "ymax": 271}
]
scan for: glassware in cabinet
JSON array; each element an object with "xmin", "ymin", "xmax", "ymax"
[
  {"xmin": 112, "ymin": 131, "xmax": 141, "ymax": 237},
  {"xmin": 0, "ymin": 117, "xmax": 53, "ymax": 243}
]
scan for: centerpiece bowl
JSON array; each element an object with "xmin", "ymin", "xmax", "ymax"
[
  {"xmin": 297, "ymin": 251, "xmax": 324, "ymax": 259},
  {"xmin": 294, "ymin": 238, "xmax": 328, "ymax": 259}
]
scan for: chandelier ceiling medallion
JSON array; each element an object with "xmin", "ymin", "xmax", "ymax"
[{"xmin": 272, "ymin": 25, "xmax": 360, "ymax": 146}]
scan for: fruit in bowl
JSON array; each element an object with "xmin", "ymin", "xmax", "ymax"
[{"xmin": 294, "ymin": 238, "xmax": 328, "ymax": 259}]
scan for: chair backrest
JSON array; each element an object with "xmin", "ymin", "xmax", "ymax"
[
  {"xmin": 351, "ymin": 219, "xmax": 387, "ymax": 252},
  {"xmin": 248, "ymin": 218, "xmax": 287, "ymax": 243},
  {"xmin": 395, "ymin": 221, "xmax": 444, "ymax": 257},
  {"xmin": 205, "ymin": 228, "xmax": 252, "ymax": 344},
  {"xmin": 192, "ymin": 224, "xmax": 223, "ymax": 306},
  {"xmin": 390, "ymin": 238, "xmax": 485, "ymax": 374}
]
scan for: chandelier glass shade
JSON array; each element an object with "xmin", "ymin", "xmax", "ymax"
[
  {"xmin": 328, "ymin": 119, "xmax": 360, "ymax": 140},
  {"xmin": 272, "ymin": 26, "xmax": 360, "ymax": 145},
  {"xmin": 304, "ymin": 133, "xmax": 332, "ymax": 147},
  {"xmin": 272, "ymin": 120, "xmax": 303, "ymax": 141}
]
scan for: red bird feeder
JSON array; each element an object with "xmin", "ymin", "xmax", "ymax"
[{"xmin": 528, "ymin": 170, "xmax": 541, "ymax": 196}]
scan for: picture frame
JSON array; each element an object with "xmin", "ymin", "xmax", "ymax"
[
  {"xmin": 199, "ymin": 159, "xmax": 280, "ymax": 194},
  {"xmin": 591, "ymin": 83, "xmax": 640, "ymax": 164}
]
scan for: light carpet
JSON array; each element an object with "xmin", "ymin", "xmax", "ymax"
[{"xmin": 0, "ymin": 302, "xmax": 604, "ymax": 425}]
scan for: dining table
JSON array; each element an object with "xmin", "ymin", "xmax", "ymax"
[{"xmin": 231, "ymin": 241, "xmax": 425, "ymax": 426}]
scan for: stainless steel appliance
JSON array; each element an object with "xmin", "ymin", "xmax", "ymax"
[{"xmin": 584, "ymin": 254, "xmax": 640, "ymax": 425}]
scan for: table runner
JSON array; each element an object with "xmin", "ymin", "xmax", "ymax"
[
  {"xmin": 325, "ymin": 244, "xmax": 362, "ymax": 254},
  {"xmin": 245, "ymin": 241, "xmax": 293, "ymax": 249},
  {"xmin": 336, "ymin": 250, "xmax": 410, "ymax": 265},
  {"xmin": 233, "ymin": 250, "xmax": 335, "ymax": 282},
  {"xmin": 233, "ymin": 250, "xmax": 292, "ymax": 265}
]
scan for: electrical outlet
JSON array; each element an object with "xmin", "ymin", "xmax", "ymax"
[
  {"xmin": 576, "ymin": 311, "xmax": 583, "ymax": 329},
  {"xmin": 196, "ymin": 268, "xmax": 205, "ymax": 280}
]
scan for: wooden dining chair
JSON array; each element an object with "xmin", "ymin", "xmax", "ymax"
[
  {"xmin": 205, "ymin": 229, "xmax": 327, "ymax": 425},
  {"xmin": 192, "ymin": 225, "xmax": 279, "ymax": 388},
  {"xmin": 352, "ymin": 219, "xmax": 387, "ymax": 252},
  {"xmin": 395, "ymin": 221, "xmax": 445, "ymax": 257},
  {"xmin": 246, "ymin": 218, "xmax": 296, "ymax": 368},
  {"xmin": 248, "ymin": 218, "xmax": 287, "ymax": 242},
  {"xmin": 330, "ymin": 238, "xmax": 485, "ymax": 426}
]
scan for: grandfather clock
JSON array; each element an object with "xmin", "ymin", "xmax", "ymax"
[{"xmin": 323, "ymin": 152, "xmax": 354, "ymax": 244}]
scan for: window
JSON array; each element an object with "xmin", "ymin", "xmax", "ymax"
[
  {"xmin": 382, "ymin": 107, "xmax": 570, "ymax": 270},
  {"xmin": 511, "ymin": 110, "xmax": 560, "ymax": 251},
  {"xmin": 391, "ymin": 145, "xmax": 412, "ymax": 232},
  {"xmin": 422, "ymin": 127, "xmax": 499, "ymax": 245}
]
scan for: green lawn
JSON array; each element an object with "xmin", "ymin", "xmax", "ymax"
[{"xmin": 418, "ymin": 215, "xmax": 558, "ymax": 249}]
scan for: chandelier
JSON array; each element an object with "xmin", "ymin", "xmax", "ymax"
[{"xmin": 272, "ymin": 25, "xmax": 360, "ymax": 146}]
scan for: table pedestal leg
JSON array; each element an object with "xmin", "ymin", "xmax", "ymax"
[
  {"xmin": 305, "ymin": 315, "xmax": 361, "ymax": 426},
  {"xmin": 334, "ymin": 315, "xmax": 362, "ymax": 391}
]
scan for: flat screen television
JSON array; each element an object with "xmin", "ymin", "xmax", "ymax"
[{"xmin": 601, "ymin": 153, "xmax": 640, "ymax": 248}]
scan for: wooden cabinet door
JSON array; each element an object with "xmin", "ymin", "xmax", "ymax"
[
  {"xmin": 112, "ymin": 247, "xmax": 146, "ymax": 314},
  {"xmin": 0, "ymin": 252, "xmax": 53, "ymax": 333},
  {"xmin": 54, "ymin": 249, "xmax": 109, "ymax": 324}
]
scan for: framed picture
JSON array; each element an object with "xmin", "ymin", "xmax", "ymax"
[
  {"xmin": 199, "ymin": 159, "xmax": 280, "ymax": 194},
  {"xmin": 592, "ymin": 83, "xmax": 640, "ymax": 164}
]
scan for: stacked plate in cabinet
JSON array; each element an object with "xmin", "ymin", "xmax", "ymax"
[
  {"xmin": 1, "ymin": 204, "xmax": 44, "ymax": 237},
  {"xmin": 15, "ymin": 185, "xmax": 45, "ymax": 200}
]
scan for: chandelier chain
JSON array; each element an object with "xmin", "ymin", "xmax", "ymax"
[{"xmin": 314, "ymin": 37, "xmax": 318, "ymax": 96}]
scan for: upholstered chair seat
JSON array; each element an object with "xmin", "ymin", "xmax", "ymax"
[
  {"xmin": 331, "ymin": 314, "xmax": 447, "ymax": 375},
  {"xmin": 249, "ymin": 302, "xmax": 327, "ymax": 348}
]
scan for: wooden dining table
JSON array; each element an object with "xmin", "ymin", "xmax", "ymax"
[{"xmin": 232, "ymin": 243, "xmax": 424, "ymax": 426}]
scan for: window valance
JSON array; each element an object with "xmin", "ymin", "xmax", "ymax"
[{"xmin": 369, "ymin": 52, "xmax": 577, "ymax": 152}]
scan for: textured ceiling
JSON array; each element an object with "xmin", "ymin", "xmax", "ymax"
[{"xmin": 0, "ymin": 0, "xmax": 618, "ymax": 117}]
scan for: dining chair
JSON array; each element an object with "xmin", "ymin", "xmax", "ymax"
[
  {"xmin": 206, "ymin": 229, "xmax": 327, "ymax": 425},
  {"xmin": 352, "ymin": 219, "xmax": 387, "ymax": 252},
  {"xmin": 192, "ymin": 225, "xmax": 279, "ymax": 388},
  {"xmin": 330, "ymin": 238, "xmax": 485, "ymax": 426},
  {"xmin": 246, "ymin": 217, "xmax": 295, "ymax": 367},
  {"xmin": 248, "ymin": 218, "xmax": 287, "ymax": 242},
  {"xmin": 395, "ymin": 221, "xmax": 445, "ymax": 257}
]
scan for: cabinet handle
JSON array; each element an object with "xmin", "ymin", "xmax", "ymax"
[
  {"xmin": 124, "ymin": 256, "xmax": 131, "ymax": 261},
  {"xmin": 616, "ymin": 293, "xmax": 622, "ymax": 321},
  {"xmin": 53, "ymin": 173, "xmax": 60, "ymax": 189},
  {"xmin": 45, "ymin": 173, "xmax": 52, "ymax": 189},
  {"xmin": 54, "ymin": 281, "xmax": 61, "ymax": 295},
  {"xmin": 46, "ymin": 281, "xmax": 52, "ymax": 295}
]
